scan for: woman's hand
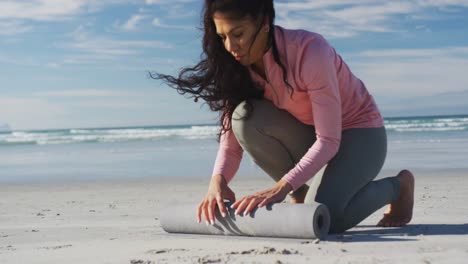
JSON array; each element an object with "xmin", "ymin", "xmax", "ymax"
[
  {"xmin": 197, "ymin": 174, "xmax": 236, "ymax": 225},
  {"xmin": 231, "ymin": 179, "xmax": 293, "ymax": 217}
]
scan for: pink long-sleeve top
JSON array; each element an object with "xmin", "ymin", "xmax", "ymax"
[{"xmin": 212, "ymin": 25, "xmax": 384, "ymax": 192}]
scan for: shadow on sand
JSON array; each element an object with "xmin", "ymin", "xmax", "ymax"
[
  {"xmin": 157, "ymin": 223, "xmax": 468, "ymax": 244},
  {"xmin": 327, "ymin": 223, "xmax": 468, "ymax": 242}
]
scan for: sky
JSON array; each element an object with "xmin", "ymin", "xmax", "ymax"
[{"xmin": 1, "ymin": 0, "xmax": 468, "ymax": 130}]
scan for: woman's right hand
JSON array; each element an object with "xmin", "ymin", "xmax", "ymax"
[{"xmin": 197, "ymin": 174, "xmax": 236, "ymax": 225}]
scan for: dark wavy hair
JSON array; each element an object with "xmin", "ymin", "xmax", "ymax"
[{"xmin": 150, "ymin": 0, "xmax": 292, "ymax": 141}]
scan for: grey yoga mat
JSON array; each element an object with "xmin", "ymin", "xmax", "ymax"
[{"xmin": 160, "ymin": 201, "xmax": 330, "ymax": 239}]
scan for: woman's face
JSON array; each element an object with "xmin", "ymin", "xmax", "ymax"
[{"xmin": 213, "ymin": 11, "xmax": 269, "ymax": 67}]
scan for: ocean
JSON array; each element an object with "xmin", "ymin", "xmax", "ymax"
[{"xmin": 1, "ymin": 115, "xmax": 467, "ymax": 183}]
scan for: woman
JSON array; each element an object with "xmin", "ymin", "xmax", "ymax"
[{"xmin": 152, "ymin": 0, "xmax": 414, "ymax": 234}]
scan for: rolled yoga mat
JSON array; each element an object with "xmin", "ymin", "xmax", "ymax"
[{"xmin": 160, "ymin": 201, "xmax": 330, "ymax": 239}]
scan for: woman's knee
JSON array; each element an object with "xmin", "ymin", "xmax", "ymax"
[
  {"xmin": 232, "ymin": 100, "xmax": 250, "ymax": 122},
  {"xmin": 232, "ymin": 99, "xmax": 271, "ymax": 120},
  {"xmin": 231, "ymin": 101, "xmax": 250, "ymax": 135},
  {"xmin": 231, "ymin": 100, "xmax": 267, "ymax": 136},
  {"xmin": 231, "ymin": 100, "xmax": 277, "ymax": 147},
  {"xmin": 231, "ymin": 101, "xmax": 252, "ymax": 144}
]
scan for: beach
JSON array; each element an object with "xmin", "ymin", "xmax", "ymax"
[
  {"xmin": 2, "ymin": 0, "xmax": 468, "ymax": 262},
  {"xmin": 1, "ymin": 116, "xmax": 468, "ymax": 263},
  {"xmin": 1, "ymin": 169, "xmax": 468, "ymax": 264}
]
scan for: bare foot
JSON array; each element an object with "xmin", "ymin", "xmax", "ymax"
[
  {"xmin": 290, "ymin": 185, "xmax": 309, "ymax": 204},
  {"xmin": 377, "ymin": 170, "xmax": 415, "ymax": 227}
]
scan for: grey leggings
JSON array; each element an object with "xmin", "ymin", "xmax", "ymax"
[{"xmin": 231, "ymin": 99, "xmax": 400, "ymax": 233}]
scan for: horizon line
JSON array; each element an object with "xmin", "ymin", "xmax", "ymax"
[{"xmin": 4, "ymin": 112, "xmax": 468, "ymax": 133}]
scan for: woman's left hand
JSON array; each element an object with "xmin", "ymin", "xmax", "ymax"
[{"xmin": 230, "ymin": 179, "xmax": 293, "ymax": 216}]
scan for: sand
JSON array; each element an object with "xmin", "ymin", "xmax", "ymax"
[{"xmin": 1, "ymin": 170, "xmax": 468, "ymax": 264}]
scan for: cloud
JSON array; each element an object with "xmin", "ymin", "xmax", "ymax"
[
  {"xmin": 0, "ymin": 20, "xmax": 33, "ymax": 35},
  {"xmin": 0, "ymin": 0, "xmax": 140, "ymax": 21},
  {"xmin": 145, "ymin": 0, "xmax": 197, "ymax": 20},
  {"xmin": 0, "ymin": 0, "xmax": 142, "ymax": 37},
  {"xmin": 33, "ymin": 89, "xmax": 137, "ymax": 97},
  {"xmin": 122, "ymin": 14, "xmax": 148, "ymax": 31},
  {"xmin": 0, "ymin": 0, "xmax": 197, "ymax": 36},
  {"xmin": 417, "ymin": 0, "xmax": 468, "ymax": 8},
  {"xmin": 117, "ymin": 3, "xmax": 195, "ymax": 32},
  {"xmin": 353, "ymin": 46, "xmax": 468, "ymax": 58},
  {"xmin": 0, "ymin": 0, "xmax": 84, "ymax": 21},
  {"xmin": 378, "ymin": 89, "xmax": 468, "ymax": 117},
  {"xmin": 0, "ymin": 53, "xmax": 39, "ymax": 67},
  {"xmin": 65, "ymin": 25, "xmax": 172, "ymax": 56},
  {"xmin": 1, "ymin": 0, "xmax": 464, "ymax": 38},
  {"xmin": 145, "ymin": 0, "xmax": 195, "ymax": 4},
  {"xmin": 323, "ymin": 2, "xmax": 416, "ymax": 28},
  {"xmin": 67, "ymin": 99, "xmax": 150, "ymax": 109},
  {"xmin": 152, "ymin": 18, "xmax": 193, "ymax": 31},
  {"xmin": 45, "ymin": 63, "xmax": 61, "ymax": 69},
  {"xmin": 62, "ymin": 54, "xmax": 121, "ymax": 65},
  {"xmin": 274, "ymin": 0, "xmax": 468, "ymax": 38},
  {"xmin": 344, "ymin": 46, "xmax": 468, "ymax": 97}
]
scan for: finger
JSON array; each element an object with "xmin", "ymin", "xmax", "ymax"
[
  {"xmin": 258, "ymin": 197, "xmax": 270, "ymax": 208},
  {"xmin": 216, "ymin": 194, "xmax": 227, "ymax": 218},
  {"xmin": 235, "ymin": 197, "xmax": 251, "ymax": 216},
  {"xmin": 208, "ymin": 199, "xmax": 216, "ymax": 224},
  {"xmin": 230, "ymin": 197, "xmax": 243, "ymax": 210},
  {"xmin": 196, "ymin": 201, "xmax": 203, "ymax": 223},
  {"xmin": 203, "ymin": 201, "xmax": 210, "ymax": 225},
  {"xmin": 244, "ymin": 197, "xmax": 262, "ymax": 216}
]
